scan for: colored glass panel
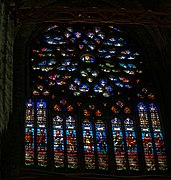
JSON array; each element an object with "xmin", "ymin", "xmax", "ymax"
[
  {"xmin": 111, "ymin": 117, "xmax": 126, "ymax": 170},
  {"xmin": 149, "ymin": 103, "xmax": 168, "ymax": 170},
  {"xmin": 137, "ymin": 102, "xmax": 155, "ymax": 171},
  {"xmin": 66, "ymin": 116, "xmax": 78, "ymax": 169},
  {"xmin": 53, "ymin": 115, "xmax": 64, "ymax": 168},
  {"xmin": 37, "ymin": 99, "xmax": 47, "ymax": 167},
  {"xmin": 82, "ymin": 119, "xmax": 95, "ymax": 169},
  {"xmin": 25, "ymin": 99, "xmax": 35, "ymax": 166},
  {"xmin": 26, "ymin": 23, "xmax": 168, "ymax": 174},
  {"xmin": 95, "ymin": 120, "xmax": 108, "ymax": 170},
  {"xmin": 124, "ymin": 117, "xmax": 139, "ymax": 171},
  {"xmin": 31, "ymin": 24, "xmax": 142, "ymax": 98}
]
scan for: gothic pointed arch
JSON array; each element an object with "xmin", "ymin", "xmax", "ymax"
[{"xmin": 24, "ymin": 23, "xmax": 168, "ymax": 174}]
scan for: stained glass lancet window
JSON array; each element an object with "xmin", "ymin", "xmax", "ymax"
[
  {"xmin": 53, "ymin": 115, "xmax": 64, "ymax": 168},
  {"xmin": 52, "ymin": 98, "xmax": 78, "ymax": 169},
  {"xmin": 137, "ymin": 102, "xmax": 156, "ymax": 171},
  {"xmin": 82, "ymin": 119, "xmax": 95, "ymax": 169},
  {"xmin": 25, "ymin": 99, "xmax": 35, "ymax": 166},
  {"xmin": 24, "ymin": 23, "xmax": 168, "ymax": 174},
  {"xmin": 36, "ymin": 99, "xmax": 48, "ymax": 167},
  {"xmin": 111, "ymin": 117, "xmax": 126, "ymax": 170},
  {"xmin": 149, "ymin": 103, "xmax": 167, "ymax": 170}
]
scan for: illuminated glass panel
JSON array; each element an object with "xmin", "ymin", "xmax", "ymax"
[
  {"xmin": 31, "ymin": 24, "xmax": 142, "ymax": 98},
  {"xmin": 137, "ymin": 102, "xmax": 156, "ymax": 171},
  {"xmin": 36, "ymin": 99, "xmax": 47, "ymax": 167},
  {"xmin": 25, "ymin": 99, "xmax": 34, "ymax": 166},
  {"xmin": 124, "ymin": 117, "xmax": 139, "ymax": 171},
  {"xmin": 66, "ymin": 116, "xmax": 78, "ymax": 169},
  {"xmin": 95, "ymin": 120, "xmax": 108, "ymax": 170},
  {"xmin": 149, "ymin": 103, "xmax": 168, "ymax": 170},
  {"xmin": 53, "ymin": 115, "xmax": 64, "ymax": 168},
  {"xmin": 111, "ymin": 117, "xmax": 126, "ymax": 170},
  {"xmin": 26, "ymin": 23, "xmax": 168, "ymax": 174},
  {"xmin": 82, "ymin": 119, "xmax": 95, "ymax": 169}
]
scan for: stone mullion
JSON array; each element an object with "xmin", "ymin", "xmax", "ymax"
[{"xmin": 0, "ymin": 1, "xmax": 6, "ymax": 133}]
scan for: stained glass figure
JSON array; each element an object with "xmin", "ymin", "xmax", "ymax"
[
  {"xmin": 124, "ymin": 117, "xmax": 139, "ymax": 171},
  {"xmin": 53, "ymin": 115, "xmax": 64, "ymax": 168},
  {"xmin": 137, "ymin": 102, "xmax": 155, "ymax": 171},
  {"xmin": 37, "ymin": 99, "xmax": 47, "ymax": 167},
  {"xmin": 82, "ymin": 119, "xmax": 95, "ymax": 169},
  {"xmin": 111, "ymin": 117, "xmax": 126, "ymax": 170},
  {"xmin": 95, "ymin": 120, "xmax": 108, "ymax": 170},
  {"xmin": 66, "ymin": 116, "xmax": 78, "ymax": 169},
  {"xmin": 25, "ymin": 99, "xmax": 34, "ymax": 166},
  {"xmin": 149, "ymin": 103, "xmax": 168, "ymax": 170}
]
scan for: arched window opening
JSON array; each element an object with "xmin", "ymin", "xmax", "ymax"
[{"xmin": 24, "ymin": 23, "xmax": 168, "ymax": 174}]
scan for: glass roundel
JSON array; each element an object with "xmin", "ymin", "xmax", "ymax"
[{"xmin": 31, "ymin": 24, "xmax": 142, "ymax": 98}]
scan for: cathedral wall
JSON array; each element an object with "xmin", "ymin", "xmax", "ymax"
[
  {"xmin": 0, "ymin": 1, "xmax": 13, "ymax": 132},
  {"xmin": 0, "ymin": 1, "xmax": 14, "ymax": 179}
]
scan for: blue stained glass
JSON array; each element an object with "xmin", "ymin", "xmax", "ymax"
[
  {"xmin": 128, "ymin": 56, "xmax": 135, "ymax": 60},
  {"xmin": 149, "ymin": 103, "xmax": 168, "ymax": 170},
  {"xmin": 100, "ymin": 79, "xmax": 106, "ymax": 86},
  {"xmin": 119, "ymin": 63, "xmax": 127, "ymax": 68},
  {"xmin": 69, "ymin": 84, "xmax": 77, "ymax": 91},
  {"xmin": 128, "ymin": 64, "xmax": 136, "ymax": 68},
  {"xmin": 53, "ymin": 115, "xmax": 65, "ymax": 168},
  {"xmin": 115, "ymin": 82, "xmax": 124, "ymax": 88},
  {"xmin": 80, "ymin": 84, "xmax": 89, "ymax": 92},
  {"xmin": 98, "ymin": 32, "xmax": 105, "ymax": 39},
  {"xmin": 94, "ymin": 84, "xmax": 102, "ymax": 93},
  {"xmin": 45, "ymin": 35, "xmax": 51, "ymax": 39},
  {"xmin": 125, "ymin": 84, "xmax": 132, "ymax": 89},
  {"xmin": 111, "ymin": 117, "xmax": 126, "ymax": 170},
  {"xmin": 95, "ymin": 120, "xmax": 108, "ymax": 170},
  {"xmin": 37, "ymin": 100, "xmax": 46, "ymax": 108},
  {"xmin": 88, "ymin": 45, "xmax": 95, "ymax": 50},
  {"xmin": 83, "ymin": 39, "xmax": 88, "ymax": 44},
  {"xmin": 124, "ymin": 117, "xmax": 139, "ymax": 171},
  {"xmin": 66, "ymin": 116, "xmax": 78, "ymax": 169},
  {"xmin": 74, "ymin": 78, "xmax": 81, "ymax": 85},
  {"xmin": 87, "ymin": 32, "xmax": 95, "ymax": 38},
  {"xmin": 46, "ymin": 39, "xmax": 57, "ymax": 44},
  {"xmin": 54, "ymin": 36, "xmax": 62, "ymax": 40},
  {"xmin": 74, "ymin": 32, "xmax": 82, "ymax": 38},
  {"xmin": 67, "ymin": 66, "xmax": 77, "ymax": 72},
  {"xmin": 37, "ymin": 99, "xmax": 47, "ymax": 167},
  {"xmin": 82, "ymin": 119, "xmax": 95, "ymax": 170},
  {"xmin": 98, "ymin": 49, "xmax": 107, "ymax": 53},
  {"xmin": 38, "ymin": 61, "xmax": 47, "ymax": 66},
  {"xmin": 48, "ymin": 60, "xmax": 56, "ymax": 65},
  {"xmin": 137, "ymin": 102, "xmax": 156, "ymax": 171}
]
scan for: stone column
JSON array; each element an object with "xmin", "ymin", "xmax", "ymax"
[{"xmin": 0, "ymin": 1, "xmax": 15, "ymax": 179}]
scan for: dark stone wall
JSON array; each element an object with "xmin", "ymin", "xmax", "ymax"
[{"xmin": 0, "ymin": 1, "xmax": 14, "ymax": 180}]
